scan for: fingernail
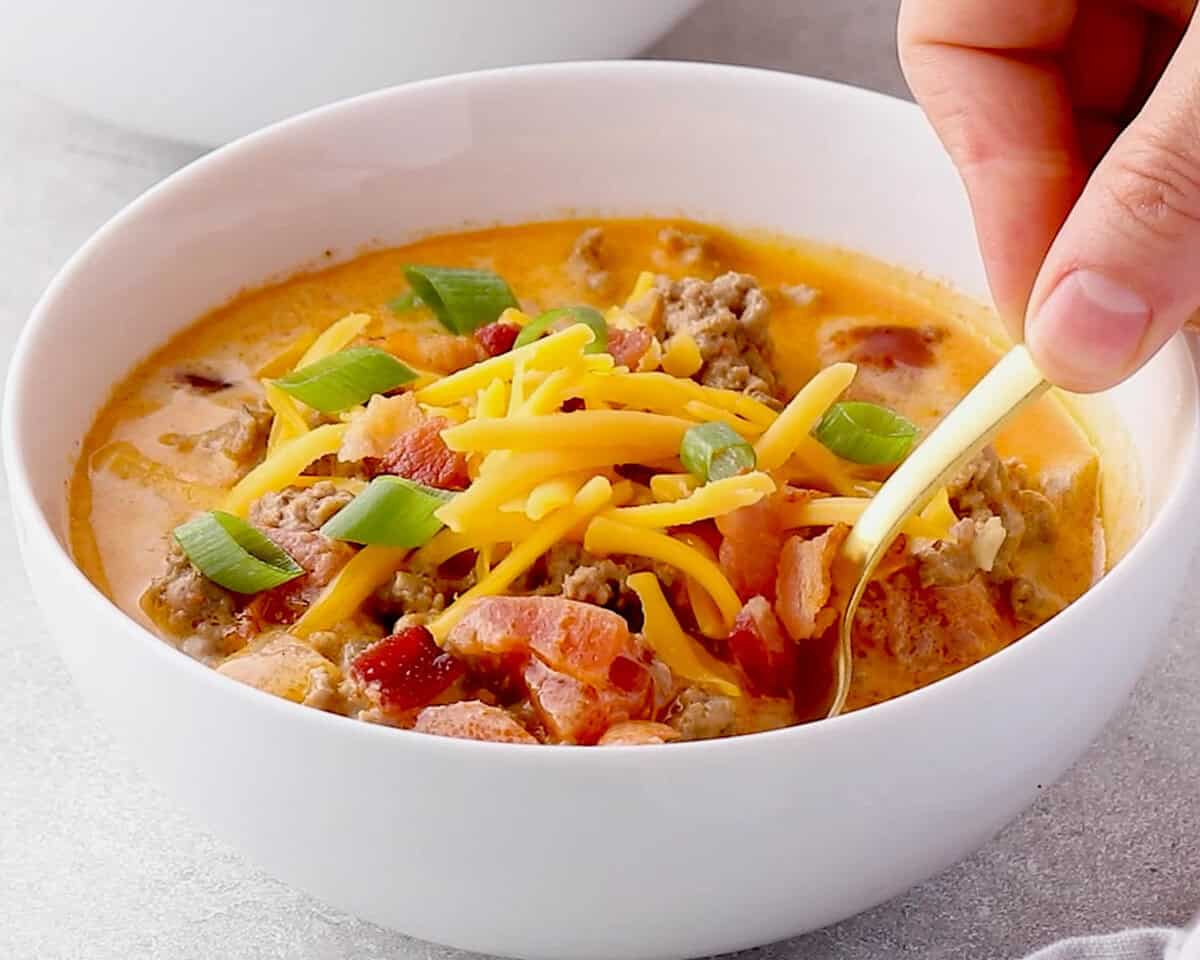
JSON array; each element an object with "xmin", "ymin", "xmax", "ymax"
[{"xmin": 1027, "ymin": 270, "xmax": 1151, "ymax": 387}]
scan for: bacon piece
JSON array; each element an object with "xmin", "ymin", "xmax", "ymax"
[
  {"xmin": 716, "ymin": 495, "xmax": 787, "ymax": 600},
  {"xmin": 414, "ymin": 700, "xmax": 538, "ymax": 744},
  {"xmin": 446, "ymin": 596, "xmax": 640, "ymax": 689},
  {"xmin": 726, "ymin": 596, "xmax": 794, "ymax": 697},
  {"xmin": 598, "ymin": 721, "xmax": 681, "ymax": 746},
  {"xmin": 376, "ymin": 417, "xmax": 470, "ymax": 491},
  {"xmin": 350, "ymin": 625, "xmax": 464, "ymax": 713},
  {"xmin": 774, "ymin": 524, "xmax": 847, "ymax": 641},
  {"xmin": 607, "ymin": 326, "xmax": 654, "ymax": 369},
  {"xmin": 340, "ymin": 393, "xmax": 425, "ymax": 462},
  {"xmin": 474, "ymin": 321, "xmax": 520, "ymax": 357}
]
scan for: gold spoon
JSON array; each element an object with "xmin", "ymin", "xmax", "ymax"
[{"xmin": 827, "ymin": 344, "xmax": 1049, "ymax": 718}]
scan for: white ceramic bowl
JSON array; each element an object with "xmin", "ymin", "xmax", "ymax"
[
  {"xmin": 7, "ymin": 62, "xmax": 1199, "ymax": 960},
  {"xmin": 0, "ymin": 0, "xmax": 700, "ymax": 145}
]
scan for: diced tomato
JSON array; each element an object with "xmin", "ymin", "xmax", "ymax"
[
  {"xmin": 522, "ymin": 657, "xmax": 650, "ymax": 745},
  {"xmin": 607, "ymin": 654, "xmax": 646, "ymax": 692},
  {"xmin": 716, "ymin": 496, "xmax": 787, "ymax": 600},
  {"xmin": 726, "ymin": 596, "xmax": 794, "ymax": 697},
  {"xmin": 607, "ymin": 326, "xmax": 654, "ymax": 369},
  {"xmin": 351, "ymin": 625, "xmax": 464, "ymax": 712},
  {"xmin": 446, "ymin": 596, "xmax": 638, "ymax": 689},
  {"xmin": 376, "ymin": 417, "xmax": 470, "ymax": 491},
  {"xmin": 445, "ymin": 597, "xmax": 653, "ymax": 744},
  {"xmin": 474, "ymin": 321, "xmax": 520, "ymax": 357}
]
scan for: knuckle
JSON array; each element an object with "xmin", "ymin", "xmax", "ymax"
[{"xmin": 1104, "ymin": 132, "xmax": 1200, "ymax": 245}]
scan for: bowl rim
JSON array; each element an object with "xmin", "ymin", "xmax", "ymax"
[{"xmin": 7, "ymin": 58, "xmax": 1200, "ymax": 762}]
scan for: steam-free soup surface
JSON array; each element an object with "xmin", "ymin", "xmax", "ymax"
[{"xmin": 70, "ymin": 219, "xmax": 1101, "ymax": 744}]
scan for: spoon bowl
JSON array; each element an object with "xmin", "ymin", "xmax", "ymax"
[{"xmin": 828, "ymin": 344, "xmax": 1050, "ymax": 716}]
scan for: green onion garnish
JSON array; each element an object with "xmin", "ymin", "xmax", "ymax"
[
  {"xmin": 173, "ymin": 510, "xmax": 303, "ymax": 594},
  {"xmin": 320, "ymin": 476, "xmax": 453, "ymax": 548},
  {"xmin": 272, "ymin": 346, "xmax": 416, "ymax": 413},
  {"xmin": 402, "ymin": 265, "xmax": 519, "ymax": 334},
  {"xmin": 813, "ymin": 401, "xmax": 918, "ymax": 465},
  {"xmin": 513, "ymin": 306, "xmax": 607, "ymax": 355},
  {"xmin": 387, "ymin": 291, "xmax": 423, "ymax": 314},
  {"xmin": 680, "ymin": 421, "xmax": 757, "ymax": 482}
]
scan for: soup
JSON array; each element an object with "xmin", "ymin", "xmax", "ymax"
[{"xmin": 69, "ymin": 219, "xmax": 1102, "ymax": 745}]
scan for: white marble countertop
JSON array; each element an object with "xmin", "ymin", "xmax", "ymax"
[{"xmin": 3, "ymin": 2, "xmax": 1199, "ymax": 958}]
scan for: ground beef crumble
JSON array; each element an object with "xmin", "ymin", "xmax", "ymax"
[
  {"xmin": 249, "ymin": 481, "xmax": 354, "ymax": 532},
  {"xmin": 159, "ymin": 402, "xmax": 273, "ymax": 472},
  {"xmin": 656, "ymin": 272, "xmax": 781, "ymax": 406},
  {"xmin": 667, "ymin": 686, "xmax": 737, "ymax": 740},
  {"xmin": 519, "ymin": 543, "xmax": 678, "ymax": 625},
  {"xmin": 566, "ymin": 226, "xmax": 612, "ymax": 294},
  {"xmin": 916, "ymin": 447, "xmax": 1062, "ymax": 624},
  {"xmin": 141, "ymin": 543, "xmax": 240, "ymax": 660}
]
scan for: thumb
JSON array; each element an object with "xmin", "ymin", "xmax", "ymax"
[{"xmin": 1025, "ymin": 17, "xmax": 1200, "ymax": 393}]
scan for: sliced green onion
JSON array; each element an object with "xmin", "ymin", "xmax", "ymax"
[
  {"xmin": 273, "ymin": 346, "xmax": 416, "ymax": 413},
  {"xmin": 321, "ymin": 476, "xmax": 453, "ymax": 548},
  {"xmin": 387, "ymin": 291, "xmax": 423, "ymax": 314},
  {"xmin": 813, "ymin": 401, "xmax": 918, "ymax": 465},
  {"xmin": 174, "ymin": 510, "xmax": 303, "ymax": 594},
  {"xmin": 512, "ymin": 306, "xmax": 607, "ymax": 355},
  {"xmin": 680, "ymin": 421, "xmax": 757, "ymax": 482},
  {"xmin": 402, "ymin": 265, "xmax": 518, "ymax": 334}
]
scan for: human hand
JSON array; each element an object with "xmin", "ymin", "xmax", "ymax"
[{"xmin": 899, "ymin": 0, "xmax": 1200, "ymax": 391}]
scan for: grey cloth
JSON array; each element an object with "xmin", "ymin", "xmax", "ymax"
[{"xmin": 1025, "ymin": 928, "xmax": 1190, "ymax": 959}]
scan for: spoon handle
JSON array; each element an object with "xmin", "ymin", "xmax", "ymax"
[{"xmin": 829, "ymin": 344, "xmax": 1049, "ymax": 717}]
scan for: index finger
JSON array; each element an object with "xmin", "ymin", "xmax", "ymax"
[{"xmin": 899, "ymin": 0, "xmax": 1085, "ymax": 331}]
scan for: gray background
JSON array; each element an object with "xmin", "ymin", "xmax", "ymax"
[{"xmin": 2, "ymin": 1, "xmax": 1197, "ymax": 958}]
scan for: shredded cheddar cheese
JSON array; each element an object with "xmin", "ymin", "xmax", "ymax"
[
  {"xmin": 263, "ymin": 381, "xmax": 310, "ymax": 453},
  {"xmin": 584, "ymin": 516, "xmax": 742, "ymax": 628},
  {"xmin": 442, "ymin": 410, "xmax": 693, "ymax": 455},
  {"xmin": 650, "ymin": 473, "xmax": 700, "ymax": 502},
  {"xmin": 674, "ymin": 532, "xmax": 728, "ymax": 640},
  {"xmin": 498, "ymin": 307, "xmax": 532, "ymax": 327},
  {"xmin": 607, "ymin": 472, "xmax": 776, "ymax": 528},
  {"xmin": 221, "ymin": 423, "xmax": 347, "ymax": 516},
  {"xmin": 626, "ymin": 270, "xmax": 657, "ymax": 305},
  {"xmin": 292, "ymin": 545, "xmax": 408, "ymax": 637},
  {"xmin": 416, "ymin": 324, "xmax": 595, "ymax": 404},
  {"xmin": 626, "ymin": 572, "xmax": 741, "ymax": 697},
  {"xmin": 476, "ymin": 379, "xmax": 508, "ymax": 419},
  {"xmin": 255, "ymin": 331, "xmax": 318, "ymax": 378},
  {"xmin": 662, "ymin": 333, "xmax": 703, "ymax": 378},
  {"xmin": 754, "ymin": 362, "xmax": 857, "ymax": 472},
  {"xmin": 681, "ymin": 400, "xmax": 765, "ymax": 437},
  {"xmin": 525, "ymin": 473, "xmax": 592, "ymax": 521},
  {"xmin": 430, "ymin": 476, "xmax": 614, "ymax": 641},
  {"xmin": 780, "ymin": 487, "xmax": 957, "ymax": 540},
  {"xmin": 299, "ymin": 312, "xmax": 371, "ymax": 367}
]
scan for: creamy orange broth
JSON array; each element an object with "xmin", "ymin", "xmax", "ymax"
[{"xmin": 69, "ymin": 218, "xmax": 1102, "ymax": 713}]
